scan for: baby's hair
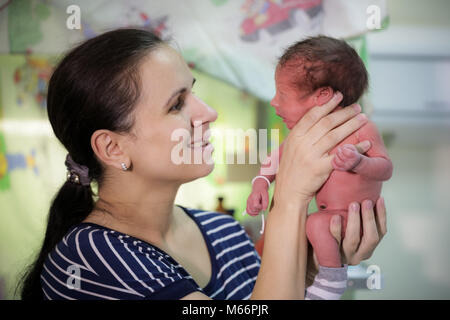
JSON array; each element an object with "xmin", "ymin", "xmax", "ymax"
[{"xmin": 278, "ymin": 35, "xmax": 368, "ymax": 107}]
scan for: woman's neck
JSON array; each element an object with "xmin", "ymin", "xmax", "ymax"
[{"xmin": 87, "ymin": 173, "xmax": 182, "ymax": 244}]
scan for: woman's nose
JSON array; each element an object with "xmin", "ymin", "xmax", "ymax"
[{"xmin": 191, "ymin": 96, "xmax": 218, "ymax": 127}]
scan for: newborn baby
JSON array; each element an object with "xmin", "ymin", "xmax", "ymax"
[{"xmin": 246, "ymin": 36, "xmax": 393, "ymax": 268}]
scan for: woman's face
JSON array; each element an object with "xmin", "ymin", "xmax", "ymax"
[
  {"xmin": 270, "ymin": 66, "xmax": 316, "ymax": 130},
  {"xmin": 124, "ymin": 45, "xmax": 218, "ymax": 184}
]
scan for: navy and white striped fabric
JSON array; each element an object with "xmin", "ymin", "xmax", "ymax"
[{"xmin": 41, "ymin": 205, "xmax": 261, "ymax": 300}]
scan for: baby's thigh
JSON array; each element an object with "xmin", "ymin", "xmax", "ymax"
[{"xmin": 306, "ymin": 210, "xmax": 348, "ymax": 240}]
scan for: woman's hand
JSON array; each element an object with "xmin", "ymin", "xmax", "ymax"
[
  {"xmin": 273, "ymin": 92, "xmax": 368, "ymax": 206},
  {"xmin": 335, "ymin": 197, "xmax": 387, "ymax": 265},
  {"xmin": 306, "ymin": 197, "xmax": 387, "ymax": 286},
  {"xmin": 261, "ymin": 91, "xmax": 369, "ymax": 298}
]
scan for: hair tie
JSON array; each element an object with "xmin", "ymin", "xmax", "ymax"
[{"xmin": 65, "ymin": 154, "xmax": 91, "ymax": 186}]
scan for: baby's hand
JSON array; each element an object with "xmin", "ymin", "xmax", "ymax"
[
  {"xmin": 332, "ymin": 144, "xmax": 363, "ymax": 172},
  {"xmin": 246, "ymin": 180, "xmax": 269, "ymax": 216}
]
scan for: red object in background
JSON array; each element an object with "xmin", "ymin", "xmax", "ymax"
[
  {"xmin": 240, "ymin": 0, "xmax": 322, "ymax": 41},
  {"xmin": 14, "ymin": 69, "xmax": 21, "ymax": 83},
  {"xmin": 140, "ymin": 12, "xmax": 149, "ymax": 21}
]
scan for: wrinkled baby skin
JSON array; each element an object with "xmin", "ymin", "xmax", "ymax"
[{"xmin": 246, "ymin": 66, "xmax": 393, "ymax": 267}]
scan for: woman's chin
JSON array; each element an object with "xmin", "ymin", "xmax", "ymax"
[
  {"xmin": 182, "ymin": 162, "xmax": 215, "ymax": 183},
  {"xmin": 202, "ymin": 162, "xmax": 215, "ymax": 177},
  {"xmin": 197, "ymin": 161, "xmax": 215, "ymax": 176}
]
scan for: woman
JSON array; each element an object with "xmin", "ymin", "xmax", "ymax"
[{"xmin": 19, "ymin": 29, "xmax": 386, "ymax": 300}]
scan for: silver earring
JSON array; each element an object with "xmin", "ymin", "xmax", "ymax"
[{"xmin": 121, "ymin": 162, "xmax": 128, "ymax": 171}]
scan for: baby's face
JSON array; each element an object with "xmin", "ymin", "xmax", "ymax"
[{"xmin": 270, "ymin": 66, "xmax": 317, "ymax": 130}]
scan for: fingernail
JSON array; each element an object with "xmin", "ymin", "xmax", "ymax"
[
  {"xmin": 361, "ymin": 140, "xmax": 371, "ymax": 149},
  {"xmin": 364, "ymin": 200, "xmax": 373, "ymax": 209},
  {"xmin": 353, "ymin": 104, "xmax": 361, "ymax": 113},
  {"xmin": 357, "ymin": 113, "xmax": 368, "ymax": 122},
  {"xmin": 334, "ymin": 91, "xmax": 342, "ymax": 99},
  {"xmin": 332, "ymin": 215, "xmax": 341, "ymax": 224},
  {"xmin": 350, "ymin": 202, "xmax": 359, "ymax": 212}
]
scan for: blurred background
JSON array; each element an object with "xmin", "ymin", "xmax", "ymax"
[{"xmin": 0, "ymin": 0, "xmax": 449, "ymax": 299}]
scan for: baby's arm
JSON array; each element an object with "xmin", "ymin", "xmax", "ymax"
[
  {"xmin": 333, "ymin": 120, "xmax": 393, "ymax": 181},
  {"xmin": 246, "ymin": 142, "xmax": 285, "ymax": 216},
  {"xmin": 353, "ymin": 120, "xmax": 393, "ymax": 180},
  {"xmin": 258, "ymin": 140, "xmax": 285, "ymax": 181}
]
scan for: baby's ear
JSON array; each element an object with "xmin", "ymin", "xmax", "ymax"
[{"xmin": 314, "ymin": 87, "xmax": 334, "ymax": 106}]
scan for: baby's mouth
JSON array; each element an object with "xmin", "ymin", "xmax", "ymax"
[{"xmin": 276, "ymin": 113, "xmax": 286, "ymax": 122}]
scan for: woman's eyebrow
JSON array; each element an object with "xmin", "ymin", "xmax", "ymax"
[{"xmin": 165, "ymin": 78, "xmax": 196, "ymax": 107}]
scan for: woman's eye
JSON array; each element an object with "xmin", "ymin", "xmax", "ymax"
[{"xmin": 169, "ymin": 97, "xmax": 184, "ymax": 112}]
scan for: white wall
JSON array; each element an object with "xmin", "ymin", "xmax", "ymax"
[{"xmin": 352, "ymin": 0, "xmax": 450, "ymax": 299}]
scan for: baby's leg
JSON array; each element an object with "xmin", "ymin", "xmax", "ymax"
[{"xmin": 306, "ymin": 210, "xmax": 348, "ymax": 268}]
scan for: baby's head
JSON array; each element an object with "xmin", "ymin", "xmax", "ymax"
[{"xmin": 271, "ymin": 35, "xmax": 368, "ymax": 129}]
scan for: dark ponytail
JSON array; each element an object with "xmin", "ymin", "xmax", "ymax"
[{"xmin": 18, "ymin": 28, "xmax": 164, "ymax": 300}]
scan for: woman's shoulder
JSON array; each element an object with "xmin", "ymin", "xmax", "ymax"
[
  {"xmin": 179, "ymin": 205, "xmax": 259, "ymax": 260},
  {"xmin": 55, "ymin": 222, "xmax": 178, "ymax": 268},
  {"xmin": 179, "ymin": 205, "xmax": 238, "ymax": 225},
  {"xmin": 179, "ymin": 205, "xmax": 245, "ymax": 238},
  {"xmin": 179, "ymin": 206, "xmax": 260, "ymax": 299},
  {"xmin": 41, "ymin": 222, "xmax": 201, "ymax": 300}
]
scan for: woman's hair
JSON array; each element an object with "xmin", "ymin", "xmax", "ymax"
[
  {"xmin": 278, "ymin": 35, "xmax": 368, "ymax": 107},
  {"xmin": 18, "ymin": 28, "xmax": 164, "ymax": 300}
]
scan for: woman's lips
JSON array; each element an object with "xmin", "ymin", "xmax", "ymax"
[
  {"xmin": 190, "ymin": 139, "xmax": 213, "ymax": 152},
  {"xmin": 189, "ymin": 130, "xmax": 212, "ymax": 148},
  {"xmin": 190, "ymin": 140, "xmax": 209, "ymax": 148}
]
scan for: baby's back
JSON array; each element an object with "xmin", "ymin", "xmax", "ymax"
[{"xmin": 315, "ymin": 123, "xmax": 383, "ymax": 211}]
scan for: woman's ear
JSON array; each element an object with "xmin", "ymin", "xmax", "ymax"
[
  {"xmin": 91, "ymin": 129, "xmax": 130, "ymax": 171},
  {"xmin": 314, "ymin": 87, "xmax": 334, "ymax": 106}
]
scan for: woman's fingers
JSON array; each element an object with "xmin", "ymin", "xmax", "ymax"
[
  {"xmin": 355, "ymin": 200, "xmax": 380, "ymax": 261},
  {"xmin": 340, "ymin": 198, "xmax": 387, "ymax": 265},
  {"xmin": 289, "ymin": 91, "xmax": 344, "ymax": 138},
  {"xmin": 314, "ymin": 112, "xmax": 368, "ymax": 156},
  {"xmin": 329, "ymin": 215, "xmax": 342, "ymax": 247},
  {"xmin": 375, "ymin": 197, "xmax": 387, "ymax": 239},
  {"xmin": 342, "ymin": 202, "xmax": 361, "ymax": 263},
  {"xmin": 306, "ymin": 103, "xmax": 362, "ymax": 145}
]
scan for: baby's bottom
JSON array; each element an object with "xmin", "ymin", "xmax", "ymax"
[{"xmin": 306, "ymin": 210, "xmax": 348, "ymax": 268}]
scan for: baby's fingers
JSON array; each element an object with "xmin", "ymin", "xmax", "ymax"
[
  {"xmin": 354, "ymin": 140, "xmax": 371, "ymax": 154},
  {"xmin": 252, "ymin": 193, "xmax": 262, "ymax": 205},
  {"xmin": 246, "ymin": 205, "xmax": 260, "ymax": 216},
  {"xmin": 336, "ymin": 147, "xmax": 346, "ymax": 161},
  {"xmin": 261, "ymin": 191, "xmax": 269, "ymax": 210},
  {"xmin": 332, "ymin": 155, "xmax": 346, "ymax": 170},
  {"xmin": 342, "ymin": 147, "xmax": 358, "ymax": 158}
]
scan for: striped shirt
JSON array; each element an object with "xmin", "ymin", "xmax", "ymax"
[{"xmin": 41, "ymin": 205, "xmax": 347, "ymax": 300}]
